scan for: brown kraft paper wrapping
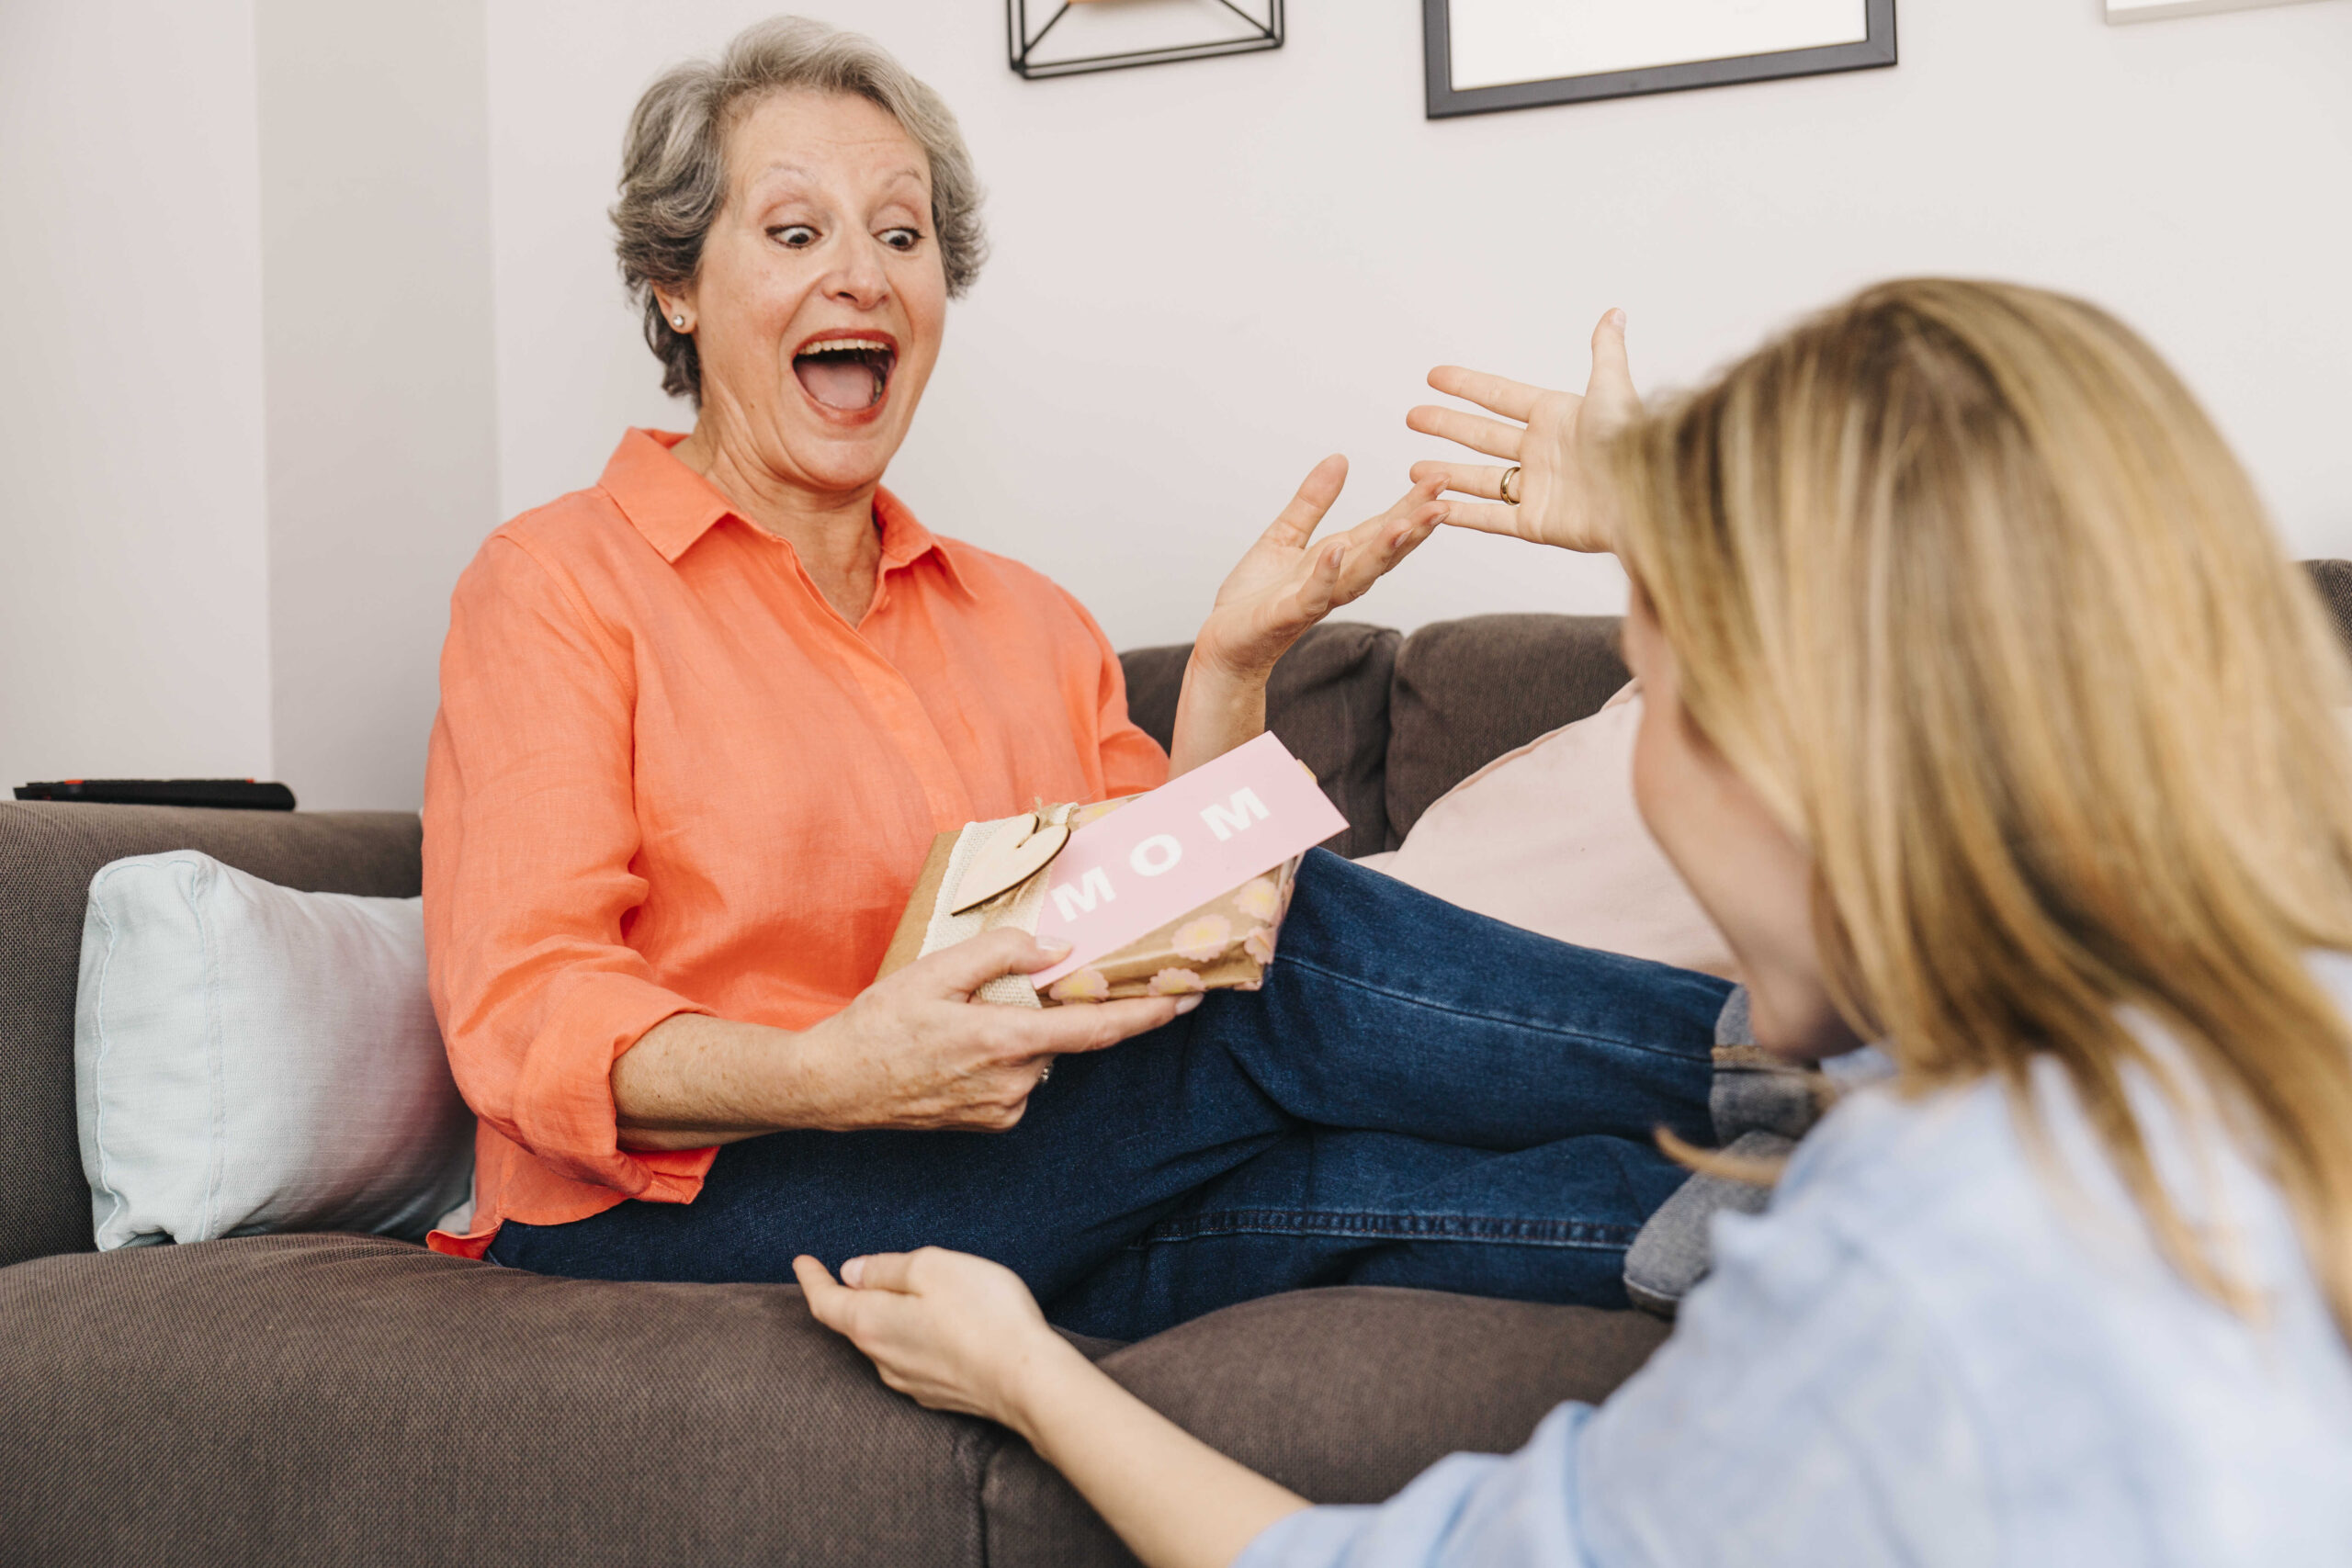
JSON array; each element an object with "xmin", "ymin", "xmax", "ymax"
[{"xmin": 877, "ymin": 797, "xmax": 1302, "ymax": 1004}]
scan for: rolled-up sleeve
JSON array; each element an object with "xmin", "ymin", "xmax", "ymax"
[
  {"xmin": 423, "ymin": 537, "xmax": 713, "ymax": 1203},
  {"xmin": 1058, "ymin": 583, "xmax": 1170, "ymax": 799}
]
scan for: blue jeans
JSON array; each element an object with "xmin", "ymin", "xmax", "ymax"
[{"xmin": 489, "ymin": 849, "xmax": 1729, "ymax": 1340}]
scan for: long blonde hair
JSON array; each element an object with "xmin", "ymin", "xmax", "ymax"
[{"xmin": 1612, "ymin": 278, "xmax": 2352, "ymax": 1337}]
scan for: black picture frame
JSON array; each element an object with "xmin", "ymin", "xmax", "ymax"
[
  {"xmin": 1009, "ymin": 0, "xmax": 1283, "ymax": 81},
  {"xmin": 1422, "ymin": 0, "xmax": 1895, "ymax": 119}
]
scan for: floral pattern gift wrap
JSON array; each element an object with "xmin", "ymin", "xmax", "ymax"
[{"xmin": 876, "ymin": 795, "xmax": 1306, "ymax": 1007}]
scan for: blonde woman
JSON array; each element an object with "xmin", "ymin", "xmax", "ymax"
[{"xmin": 794, "ymin": 281, "xmax": 2352, "ymax": 1565}]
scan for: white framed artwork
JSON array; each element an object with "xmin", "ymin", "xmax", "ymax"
[
  {"xmin": 2108, "ymin": 0, "xmax": 2335, "ymax": 21},
  {"xmin": 1424, "ymin": 0, "xmax": 1895, "ymax": 119}
]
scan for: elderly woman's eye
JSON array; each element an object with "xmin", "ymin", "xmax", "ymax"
[
  {"xmin": 768, "ymin": 224, "xmax": 818, "ymax": 248},
  {"xmin": 881, "ymin": 228, "xmax": 923, "ymax": 252}
]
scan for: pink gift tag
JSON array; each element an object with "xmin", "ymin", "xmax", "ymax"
[{"xmin": 1029, "ymin": 731, "xmax": 1347, "ymax": 987}]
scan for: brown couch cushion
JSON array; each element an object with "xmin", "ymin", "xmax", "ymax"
[
  {"xmin": 0, "ymin": 1233, "xmax": 995, "ymax": 1567},
  {"xmin": 1384, "ymin": 615, "xmax": 1630, "ymax": 848},
  {"xmin": 980, "ymin": 1285, "xmax": 1668, "ymax": 1567},
  {"xmin": 1118, "ymin": 623, "xmax": 1400, "ymax": 859},
  {"xmin": 0, "ymin": 1237, "xmax": 1668, "ymax": 1568},
  {"xmin": 0, "ymin": 804, "xmax": 424, "ymax": 1269}
]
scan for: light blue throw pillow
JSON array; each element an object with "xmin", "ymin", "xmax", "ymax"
[{"xmin": 74, "ymin": 852, "xmax": 473, "ymax": 1248}]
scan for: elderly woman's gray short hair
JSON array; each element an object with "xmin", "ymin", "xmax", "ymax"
[{"xmin": 614, "ymin": 17, "xmax": 987, "ymax": 403}]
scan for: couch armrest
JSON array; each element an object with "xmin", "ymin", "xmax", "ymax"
[{"xmin": 0, "ymin": 803, "xmax": 424, "ymax": 1269}]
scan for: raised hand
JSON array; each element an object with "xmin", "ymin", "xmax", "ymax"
[
  {"xmin": 1191, "ymin": 456, "xmax": 1443, "ymax": 683},
  {"xmin": 1407, "ymin": 310, "xmax": 1639, "ymax": 556}
]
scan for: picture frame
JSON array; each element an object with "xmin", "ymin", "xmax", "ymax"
[
  {"xmin": 2106, "ymin": 0, "xmax": 2330, "ymax": 20},
  {"xmin": 1422, "ymin": 0, "xmax": 1897, "ymax": 120},
  {"xmin": 1009, "ymin": 0, "xmax": 1283, "ymax": 81}
]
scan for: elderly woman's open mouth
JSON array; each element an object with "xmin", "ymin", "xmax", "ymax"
[{"xmin": 793, "ymin": 330, "xmax": 899, "ymax": 413}]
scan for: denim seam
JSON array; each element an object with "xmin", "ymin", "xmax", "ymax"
[
  {"xmin": 1130, "ymin": 1206, "xmax": 1641, "ymax": 1250},
  {"xmin": 1274, "ymin": 952, "xmax": 1713, "ymax": 1065}
]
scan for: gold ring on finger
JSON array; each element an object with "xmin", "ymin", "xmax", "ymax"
[{"xmin": 1499, "ymin": 466, "xmax": 1522, "ymax": 506}]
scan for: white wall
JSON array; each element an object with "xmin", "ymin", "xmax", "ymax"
[
  {"xmin": 6, "ymin": 1, "xmax": 2350, "ymax": 807},
  {"xmin": 257, "ymin": 0, "xmax": 499, "ymax": 810},
  {"xmin": 0, "ymin": 1, "xmax": 275, "ymax": 788},
  {"xmin": 0, "ymin": 0, "xmax": 498, "ymax": 810},
  {"xmin": 486, "ymin": 0, "xmax": 2352, "ymax": 652}
]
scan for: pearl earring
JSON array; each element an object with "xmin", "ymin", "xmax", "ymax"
[{"xmin": 672, "ymin": 314, "xmax": 686, "ymax": 329}]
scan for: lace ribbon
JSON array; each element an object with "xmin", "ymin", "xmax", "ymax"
[{"xmin": 913, "ymin": 804, "xmax": 1080, "ymax": 1009}]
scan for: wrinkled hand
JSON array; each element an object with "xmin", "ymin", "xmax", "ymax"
[
  {"xmin": 796, "ymin": 1247, "xmax": 1069, "ymax": 1427},
  {"xmin": 804, "ymin": 931, "xmax": 1190, "ymax": 1133},
  {"xmin": 1407, "ymin": 310, "xmax": 1640, "ymax": 555},
  {"xmin": 1191, "ymin": 456, "xmax": 1443, "ymax": 682}
]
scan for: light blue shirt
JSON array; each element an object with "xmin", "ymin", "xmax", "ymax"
[{"xmin": 1239, "ymin": 969, "xmax": 2352, "ymax": 1567}]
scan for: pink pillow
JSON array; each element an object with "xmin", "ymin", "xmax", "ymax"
[{"xmin": 1359, "ymin": 683, "xmax": 1739, "ymax": 980}]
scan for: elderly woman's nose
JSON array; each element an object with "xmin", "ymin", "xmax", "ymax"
[{"xmin": 823, "ymin": 240, "xmax": 893, "ymax": 308}]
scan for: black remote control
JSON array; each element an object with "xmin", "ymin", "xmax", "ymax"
[{"xmin": 15, "ymin": 780, "xmax": 299, "ymax": 811}]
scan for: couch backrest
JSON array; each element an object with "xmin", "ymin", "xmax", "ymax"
[
  {"xmin": 1119, "ymin": 623, "xmax": 1407, "ymax": 859},
  {"xmin": 1119, "ymin": 615, "xmax": 1631, "ymax": 853},
  {"xmin": 0, "ymin": 805, "xmax": 423, "ymax": 1269},
  {"xmin": 1381, "ymin": 615, "xmax": 1629, "ymax": 849}
]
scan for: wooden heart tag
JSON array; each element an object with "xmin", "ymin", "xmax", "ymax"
[{"xmin": 948, "ymin": 812, "xmax": 1071, "ymax": 916}]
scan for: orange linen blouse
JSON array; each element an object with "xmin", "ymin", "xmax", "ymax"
[{"xmin": 422, "ymin": 429, "xmax": 1170, "ymax": 1257}]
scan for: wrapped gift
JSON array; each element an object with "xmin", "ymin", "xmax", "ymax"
[{"xmin": 876, "ymin": 732, "xmax": 1346, "ymax": 1006}]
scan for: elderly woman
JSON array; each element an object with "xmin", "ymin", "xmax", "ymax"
[{"xmin": 422, "ymin": 17, "xmax": 1729, "ymax": 1339}]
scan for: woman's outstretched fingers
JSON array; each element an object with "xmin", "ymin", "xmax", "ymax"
[
  {"xmin": 1306, "ymin": 539, "xmax": 1345, "ymax": 610},
  {"xmin": 1591, "ymin": 309, "xmax": 1631, "ymax": 387},
  {"xmin": 1409, "ymin": 458, "xmax": 1516, "ymax": 502},
  {"xmin": 1367, "ymin": 518, "xmax": 1440, "ymax": 589},
  {"xmin": 1408, "ymin": 315, "xmax": 1641, "ymax": 555},
  {"xmin": 1269, "ymin": 542, "xmax": 1344, "ymax": 628},
  {"xmin": 1426, "ymin": 364, "xmax": 1542, "ymax": 421},
  {"xmin": 1261, "ymin": 453, "xmax": 1349, "ymax": 550},
  {"xmin": 1384, "ymin": 511, "xmax": 1440, "ymax": 559},
  {"xmin": 1431, "ymin": 499, "xmax": 1525, "ymax": 539},
  {"xmin": 1405, "ymin": 404, "xmax": 1526, "ymax": 459},
  {"xmin": 1295, "ymin": 485, "xmax": 1438, "ymax": 605},
  {"xmin": 1586, "ymin": 308, "xmax": 1638, "ymax": 430}
]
